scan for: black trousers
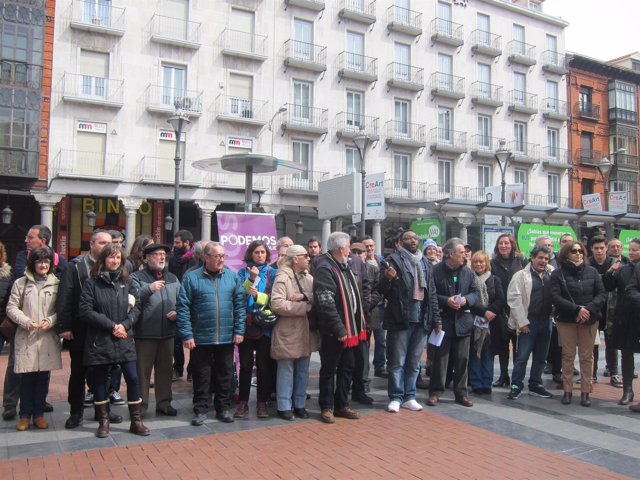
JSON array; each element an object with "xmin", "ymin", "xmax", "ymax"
[
  {"xmin": 547, "ymin": 325, "xmax": 562, "ymax": 375},
  {"xmin": 351, "ymin": 340, "xmax": 368, "ymax": 395},
  {"xmin": 621, "ymin": 349, "xmax": 636, "ymax": 387},
  {"xmin": 68, "ymin": 349, "xmax": 86, "ymax": 415},
  {"xmin": 318, "ymin": 335, "xmax": 354, "ymax": 410},
  {"xmin": 173, "ymin": 338, "xmax": 185, "ymax": 376},
  {"xmin": 238, "ymin": 336, "xmax": 271, "ymax": 403},
  {"xmin": 429, "ymin": 334, "xmax": 470, "ymax": 399},
  {"xmin": 191, "ymin": 344, "xmax": 234, "ymax": 415}
]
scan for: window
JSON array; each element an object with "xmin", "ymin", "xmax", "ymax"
[
  {"xmin": 80, "ymin": 50, "xmax": 108, "ymax": 99},
  {"xmin": 438, "ymin": 53, "xmax": 453, "ymax": 90},
  {"xmin": 477, "ymin": 13, "xmax": 490, "ymax": 45},
  {"xmin": 546, "ymin": 80, "xmax": 559, "ymax": 111},
  {"xmin": 513, "ymin": 72, "xmax": 526, "ymax": 105},
  {"xmin": 292, "ymin": 140, "xmax": 311, "ymax": 180},
  {"xmin": 478, "ymin": 164, "xmax": 492, "ymax": 190},
  {"xmin": 579, "ymin": 87, "xmax": 593, "ymax": 114},
  {"xmin": 546, "ymin": 34, "xmax": 558, "ymax": 63},
  {"xmin": 348, "ymin": 0, "xmax": 365, "ymax": 13},
  {"xmin": 580, "ymin": 132, "xmax": 593, "ymax": 159},
  {"xmin": 82, "ymin": 0, "xmax": 112, "ymax": 26},
  {"xmin": 477, "ymin": 115, "xmax": 491, "ymax": 149},
  {"xmin": 228, "ymin": 73, "xmax": 253, "ymax": 117},
  {"xmin": 163, "ymin": 0, "xmax": 189, "ymax": 40},
  {"xmin": 346, "ymin": 90, "xmax": 363, "ymax": 130},
  {"xmin": 0, "ymin": 108, "xmax": 38, "ymax": 150},
  {"xmin": 394, "ymin": 0, "xmax": 410, "ymax": 24},
  {"xmin": 608, "ymin": 80, "xmax": 637, "ymax": 123},
  {"xmin": 611, "ymin": 180, "xmax": 637, "ymax": 209},
  {"xmin": 162, "ymin": 64, "xmax": 186, "ymax": 108},
  {"xmin": 230, "ymin": 8, "xmax": 256, "ymax": 52},
  {"xmin": 394, "ymin": 153, "xmax": 411, "ymax": 190},
  {"xmin": 513, "ymin": 121, "xmax": 527, "ymax": 153},
  {"xmin": 610, "ymin": 129, "xmax": 638, "ymax": 160},
  {"xmin": 2, "ymin": 21, "xmax": 43, "ymax": 66},
  {"xmin": 293, "ymin": 80, "xmax": 312, "ymax": 121},
  {"xmin": 438, "ymin": 158, "xmax": 452, "ymax": 194},
  {"xmin": 346, "ymin": 31, "xmax": 365, "ymax": 71},
  {"xmin": 477, "ymin": 62, "xmax": 491, "ymax": 98},
  {"xmin": 514, "ymin": 168, "xmax": 528, "ymax": 195},
  {"xmin": 346, "ymin": 147, "xmax": 361, "ymax": 174},
  {"xmin": 294, "ymin": 18, "xmax": 313, "ymax": 61},
  {"xmin": 76, "ymin": 122, "xmax": 107, "ymax": 176},
  {"xmin": 438, "ymin": 107, "xmax": 452, "ymax": 143},
  {"xmin": 394, "ymin": 99, "xmax": 409, "ymax": 136},
  {"xmin": 394, "ymin": 42, "xmax": 410, "ymax": 81},
  {"xmin": 547, "ymin": 128, "xmax": 559, "ymax": 159},
  {"xmin": 548, "ymin": 173, "xmax": 560, "ymax": 204},
  {"xmin": 437, "ymin": 1, "xmax": 453, "ymax": 36},
  {"xmin": 513, "ymin": 24, "xmax": 525, "ymax": 54},
  {"xmin": 581, "ymin": 179, "xmax": 594, "ymax": 196}
]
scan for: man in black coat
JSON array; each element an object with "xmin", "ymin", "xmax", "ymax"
[{"xmin": 428, "ymin": 237, "xmax": 480, "ymax": 408}]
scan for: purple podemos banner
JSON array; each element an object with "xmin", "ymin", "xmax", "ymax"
[{"xmin": 216, "ymin": 212, "xmax": 278, "ymax": 273}]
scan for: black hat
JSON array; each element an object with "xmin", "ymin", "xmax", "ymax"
[{"xmin": 143, "ymin": 243, "xmax": 171, "ymax": 256}]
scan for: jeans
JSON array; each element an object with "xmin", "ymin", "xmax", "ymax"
[
  {"xmin": 238, "ymin": 336, "xmax": 271, "ymax": 403},
  {"xmin": 19, "ymin": 371, "xmax": 50, "ymax": 419},
  {"xmin": 92, "ymin": 361, "xmax": 140, "ymax": 402},
  {"xmin": 387, "ymin": 324, "xmax": 428, "ymax": 402},
  {"xmin": 319, "ymin": 335, "xmax": 354, "ymax": 410},
  {"xmin": 191, "ymin": 344, "xmax": 234, "ymax": 415},
  {"xmin": 511, "ymin": 319, "xmax": 552, "ymax": 389},
  {"xmin": 468, "ymin": 340, "xmax": 493, "ymax": 389},
  {"xmin": 276, "ymin": 356, "xmax": 310, "ymax": 411}
]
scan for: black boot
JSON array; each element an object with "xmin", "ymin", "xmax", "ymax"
[
  {"xmin": 493, "ymin": 372, "xmax": 510, "ymax": 388},
  {"xmin": 94, "ymin": 401, "xmax": 109, "ymax": 438},
  {"xmin": 128, "ymin": 400, "xmax": 150, "ymax": 436},
  {"xmin": 619, "ymin": 380, "xmax": 634, "ymax": 405}
]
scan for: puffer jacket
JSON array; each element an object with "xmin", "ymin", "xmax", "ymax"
[
  {"xmin": 176, "ymin": 265, "xmax": 246, "ymax": 345},
  {"xmin": 7, "ymin": 272, "xmax": 62, "ymax": 373},
  {"xmin": 79, "ymin": 271, "xmax": 140, "ymax": 366},
  {"xmin": 130, "ymin": 268, "xmax": 180, "ymax": 339},
  {"xmin": 270, "ymin": 266, "xmax": 318, "ymax": 359},
  {"xmin": 550, "ymin": 261, "xmax": 606, "ymax": 324}
]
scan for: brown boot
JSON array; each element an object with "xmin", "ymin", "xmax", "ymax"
[
  {"xmin": 94, "ymin": 401, "xmax": 110, "ymax": 438},
  {"xmin": 128, "ymin": 400, "xmax": 150, "ymax": 436}
]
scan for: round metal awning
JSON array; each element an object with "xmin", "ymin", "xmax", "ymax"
[{"xmin": 192, "ymin": 154, "xmax": 306, "ymax": 212}]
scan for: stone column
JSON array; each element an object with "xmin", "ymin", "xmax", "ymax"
[
  {"xmin": 457, "ymin": 214, "xmax": 474, "ymax": 244},
  {"xmin": 120, "ymin": 197, "xmax": 144, "ymax": 254},
  {"xmin": 32, "ymin": 193, "xmax": 64, "ymax": 232},
  {"xmin": 372, "ymin": 221, "xmax": 382, "ymax": 256},
  {"xmin": 195, "ymin": 200, "xmax": 219, "ymax": 241},
  {"xmin": 322, "ymin": 219, "xmax": 331, "ymax": 253}
]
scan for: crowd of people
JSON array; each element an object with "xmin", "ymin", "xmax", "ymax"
[{"xmin": 1, "ymin": 223, "xmax": 640, "ymax": 437}]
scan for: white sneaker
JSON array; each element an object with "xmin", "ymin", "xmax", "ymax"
[
  {"xmin": 387, "ymin": 400, "xmax": 401, "ymax": 413},
  {"xmin": 401, "ymin": 399, "xmax": 423, "ymax": 411}
]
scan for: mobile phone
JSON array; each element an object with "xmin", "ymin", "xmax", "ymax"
[{"xmin": 380, "ymin": 259, "xmax": 390, "ymax": 269}]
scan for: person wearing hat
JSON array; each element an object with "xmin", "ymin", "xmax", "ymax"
[
  {"xmin": 130, "ymin": 243, "xmax": 181, "ymax": 416},
  {"xmin": 423, "ymin": 239, "xmax": 439, "ymax": 265}
]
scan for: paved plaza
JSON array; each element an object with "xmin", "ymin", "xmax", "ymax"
[{"xmin": 1, "ymin": 347, "xmax": 639, "ymax": 479}]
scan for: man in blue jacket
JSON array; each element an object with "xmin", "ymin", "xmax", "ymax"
[{"xmin": 177, "ymin": 242, "xmax": 246, "ymax": 426}]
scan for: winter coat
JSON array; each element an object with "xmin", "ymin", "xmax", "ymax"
[
  {"xmin": 550, "ymin": 262, "xmax": 606, "ymax": 325},
  {"xmin": 176, "ymin": 265, "xmax": 246, "ymax": 345},
  {"xmin": 6, "ymin": 272, "xmax": 62, "ymax": 373},
  {"xmin": 378, "ymin": 251, "xmax": 441, "ymax": 333},
  {"xmin": 79, "ymin": 271, "xmax": 140, "ymax": 366},
  {"xmin": 491, "ymin": 255, "xmax": 525, "ymax": 337},
  {"xmin": 238, "ymin": 263, "xmax": 277, "ymax": 339},
  {"xmin": 55, "ymin": 255, "xmax": 94, "ymax": 351},
  {"xmin": 14, "ymin": 246, "xmax": 67, "ymax": 280},
  {"xmin": 432, "ymin": 262, "xmax": 481, "ymax": 337},
  {"xmin": 0, "ymin": 263, "xmax": 13, "ymax": 327},
  {"xmin": 469, "ymin": 274, "xmax": 507, "ymax": 352},
  {"xmin": 270, "ymin": 266, "xmax": 319, "ymax": 359},
  {"xmin": 506, "ymin": 264, "xmax": 554, "ymax": 332},
  {"xmin": 603, "ymin": 262, "xmax": 640, "ymax": 352},
  {"xmin": 130, "ymin": 268, "xmax": 180, "ymax": 339}
]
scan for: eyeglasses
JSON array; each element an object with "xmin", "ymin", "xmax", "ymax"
[
  {"xmin": 35, "ymin": 259, "xmax": 51, "ymax": 265},
  {"xmin": 570, "ymin": 249, "xmax": 584, "ymax": 255},
  {"xmin": 206, "ymin": 254, "xmax": 225, "ymax": 260},
  {"xmin": 296, "ymin": 254, "xmax": 310, "ymax": 259}
]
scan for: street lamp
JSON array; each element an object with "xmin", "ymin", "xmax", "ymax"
[
  {"xmin": 494, "ymin": 139, "xmax": 512, "ymax": 226},
  {"xmin": 167, "ymin": 109, "xmax": 191, "ymax": 235},
  {"xmin": 597, "ymin": 156, "xmax": 614, "ymax": 209},
  {"xmin": 269, "ymin": 106, "xmax": 287, "ymax": 156},
  {"xmin": 353, "ymin": 129, "xmax": 372, "ymax": 240}
]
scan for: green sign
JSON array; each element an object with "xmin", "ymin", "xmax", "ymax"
[
  {"xmin": 517, "ymin": 224, "xmax": 577, "ymax": 258},
  {"xmin": 618, "ymin": 229, "xmax": 640, "ymax": 256},
  {"xmin": 410, "ymin": 218, "xmax": 443, "ymax": 249}
]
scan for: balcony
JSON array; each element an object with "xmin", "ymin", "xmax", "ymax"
[
  {"xmin": 576, "ymin": 148, "xmax": 603, "ymax": 167},
  {"xmin": 575, "ymin": 102, "xmax": 600, "ymax": 121},
  {"xmin": 470, "ymin": 135, "xmax": 503, "ymax": 160},
  {"xmin": 430, "ymin": 73, "xmax": 465, "ymax": 101},
  {"xmin": 384, "ymin": 121, "xmax": 426, "ymax": 149},
  {"xmin": 284, "ymin": 0, "xmax": 326, "ymax": 12},
  {"xmin": 145, "ymin": 85, "xmax": 203, "ymax": 117},
  {"xmin": 507, "ymin": 40, "xmax": 537, "ymax": 67},
  {"xmin": 274, "ymin": 170, "xmax": 330, "ymax": 194},
  {"xmin": 527, "ymin": 193, "xmax": 570, "ymax": 209},
  {"xmin": 609, "ymin": 108, "xmax": 638, "ymax": 125},
  {"xmin": 0, "ymin": 148, "xmax": 38, "ymax": 179},
  {"xmin": 149, "ymin": 14, "xmax": 201, "ymax": 49},
  {"xmin": 429, "ymin": 18, "xmax": 464, "ymax": 48},
  {"xmin": 219, "ymin": 29, "xmax": 268, "ymax": 62},
  {"xmin": 385, "ymin": 63, "xmax": 423, "ymax": 92},
  {"xmin": 69, "ymin": 0, "xmax": 125, "ymax": 36},
  {"xmin": 385, "ymin": 5, "xmax": 422, "ymax": 37},
  {"xmin": 507, "ymin": 90, "xmax": 538, "ymax": 115},
  {"xmin": 616, "ymin": 152, "xmax": 640, "ymax": 171},
  {"xmin": 423, "ymin": 183, "xmax": 483, "ymax": 202},
  {"xmin": 429, "ymin": 128, "xmax": 467, "ymax": 155},
  {"xmin": 508, "ymin": 141, "xmax": 539, "ymax": 165},
  {"xmin": 470, "ymin": 82, "xmax": 503, "ymax": 108},
  {"xmin": 335, "ymin": 112, "xmax": 380, "ymax": 141},
  {"xmin": 215, "ymin": 95, "xmax": 269, "ymax": 127},
  {"xmin": 385, "ymin": 179, "xmax": 427, "ymax": 201},
  {"xmin": 337, "ymin": 51, "xmax": 378, "ymax": 83},
  {"xmin": 541, "ymin": 147, "xmax": 571, "ymax": 169},
  {"xmin": 338, "ymin": 0, "xmax": 376, "ymax": 25},
  {"xmin": 283, "ymin": 39, "xmax": 327, "ymax": 73},
  {"xmin": 61, "ymin": 73, "xmax": 124, "ymax": 109},
  {"xmin": 470, "ymin": 29, "xmax": 502, "ymax": 58},
  {"xmin": 0, "ymin": 61, "xmax": 42, "ymax": 89},
  {"xmin": 135, "ymin": 156, "xmax": 200, "ymax": 185},
  {"xmin": 542, "ymin": 98, "xmax": 569, "ymax": 122},
  {"xmin": 280, "ymin": 104, "xmax": 328, "ymax": 136},
  {"xmin": 541, "ymin": 50, "xmax": 568, "ymax": 75},
  {"xmin": 52, "ymin": 149, "xmax": 123, "ymax": 180}
]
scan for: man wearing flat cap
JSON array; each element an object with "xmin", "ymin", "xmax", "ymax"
[{"xmin": 130, "ymin": 244, "xmax": 181, "ymax": 416}]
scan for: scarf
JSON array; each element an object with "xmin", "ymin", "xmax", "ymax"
[
  {"xmin": 475, "ymin": 271, "xmax": 490, "ymax": 307},
  {"xmin": 326, "ymin": 254, "xmax": 366, "ymax": 347},
  {"xmin": 398, "ymin": 246, "xmax": 427, "ymax": 301},
  {"xmin": 473, "ymin": 271, "xmax": 491, "ymax": 358}
]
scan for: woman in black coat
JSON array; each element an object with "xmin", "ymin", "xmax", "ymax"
[
  {"xmin": 79, "ymin": 243, "xmax": 148, "ymax": 438},
  {"xmin": 550, "ymin": 241, "xmax": 606, "ymax": 407}
]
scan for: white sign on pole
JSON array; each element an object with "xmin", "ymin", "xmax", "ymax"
[
  {"xmin": 365, "ymin": 172, "xmax": 386, "ymax": 220},
  {"xmin": 609, "ymin": 191, "xmax": 628, "ymax": 212},
  {"xmin": 318, "ymin": 172, "xmax": 361, "ymax": 219},
  {"xmin": 582, "ymin": 193, "xmax": 602, "ymax": 211}
]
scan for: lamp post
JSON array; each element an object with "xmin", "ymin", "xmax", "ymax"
[
  {"xmin": 353, "ymin": 130, "xmax": 372, "ymax": 240},
  {"xmin": 494, "ymin": 139, "xmax": 512, "ymax": 226},
  {"xmin": 597, "ymin": 155, "xmax": 615, "ymax": 238},
  {"xmin": 270, "ymin": 106, "xmax": 287, "ymax": 157},
  {"xmin": 167, "ymin": 109, "xmax": 191, "ymax": 235}
]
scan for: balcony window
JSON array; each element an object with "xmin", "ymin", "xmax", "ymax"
[
  {"xmin": 346, "ymin": 147, "xmax": 361, "ymax": 174},
  {"xmin": 514, "ymin": 121, "xmax": 527, "ymax": 154},
  {"xmin": 608, "ymin": 80, "xmax": 637, "ymax": 124},
  {"xmin": 477, "ymin": 115, "xmax": 491, "ymax": 149},
  {"xmin": 438, "ymin": 158, "xmax": 452, "ymax": 194},
  {"xmin": 292, "ymin": 140, "xmax": 312, "ymax": 181},
  {"xmin": 162, "ymin": 65, "xmax": 185, "ymax": 109},
  {"xmin": 478, "ymin": 164, "xmax": 492, "ymax": 190},
  {"xmin": 394, "ymin": 153, "xmax": 410, "ymax": 192},
  {"xmin": 438, "ymin": 107, "xmax": 452, "ymax": 144},
  {"xmin": 346, "ymin": 90, "xmax": 363, "ymax": 130},
  {"xmin": 548, "ymin": 173, "xmax": 560, "ymax": 205}
]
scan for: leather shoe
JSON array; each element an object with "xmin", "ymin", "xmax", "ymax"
[
  {"xmin": 277, "ymin": 410, "xmax": 294, "ymax": 421},
  {"xmin": 580, "ymin": 393, "xmax": 591, "ymax": 407},
  {"xmin": 64, "ymin": 413, "xmax": 84, "ymax": 429},
  {"xmin": 191, "ymin": 413, "xmax": 206, "ymax": 426},
  {"xmin": 351, "ymin": 393, "xmax": 374, "ymax": 405},
  {"xmin": 293, "ymin": 408, "xmax": 309, "ymax": 419},
  {"xmin": 3, "ymin": 407, "xmax": 16, "ymax": 421},
  {"xmin": 427, "ymin": 395, "xmax": 439, "ymax": 406},
  {"xmin": 561, "ymin": 392, "xmax": 572, "ymax": 405},
  {"xmin": 320, "ymin": 409, "xmax": 335, "ymax": 424},
  {"xmin": 156, "ymin": 405, "xmax": 178, "ymax": 416},
  {"xmin": 216, "ymin": 410, "xmax": 235, "ymax": 423},
  {"xmin": 16, "ymin": 418, "xmax": 30, "ymax": 431},
  {"xmin": 455, "ymin": 396, "xmax": 474, "ymax": 407},
  {"xmin": 334, "ymin": 407, "xmax": 359, "ymax": 419},
  {"xmin": 44, "ymin": 402, "xmax": 53, "ymax": 413},
  {"xmin": 33, "ymin": 416, "xmax": 48, "ymax": 429},
  {"xmin": 416, "ymin": 378, "xmax": 429, "ymax": 390},
  {"xmin": 374, "ymin": 369, "xmax": 389, "ymax": 379},
  {"xmin": 552, "ymin": 374, "xmax": 563, "ymax": 385}
]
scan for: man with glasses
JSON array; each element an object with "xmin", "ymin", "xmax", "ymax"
[{"xmin": 177, "ymin": 242, "xmax": 246, "ymax": 426}]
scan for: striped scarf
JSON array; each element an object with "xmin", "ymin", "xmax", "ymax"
[{"xmin": 327, "ymin": 255, "xmax": 367, "ymax": 348}]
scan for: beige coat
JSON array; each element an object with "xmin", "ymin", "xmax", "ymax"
[
  {"xmin": 7, "ymin": 272, "xmax": 62, "ymax": 373},
  {"xmin": 270, "ymin": 266, "xmax": 318, "ymax": 360}
]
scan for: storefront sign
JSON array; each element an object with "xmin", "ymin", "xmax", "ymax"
[
  {"xmin": 517, "ymin": 224, "xmax": 577, "ymax": 258},
  {"xmin": 410, "ymin": 218, "xmax": 442, "ymax": 248},
  {"xmin": 227, "ymin": 136, "xmax": 253, "ymax": 150},
  {"xmin": 153, "ymin": 202, "xmax": 164, "ymax": 244},
  {"xmin": 77, "ymin": 121, "xmax": 107, "ymax": 134},
  {"xmin": 158, "ymin": 129, "xmax": 186, "ymax": 142}
]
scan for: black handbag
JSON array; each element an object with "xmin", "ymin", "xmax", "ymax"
[{"xmin": 252, "ymin": 302, "xmax": 279, "ymax": 328}]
